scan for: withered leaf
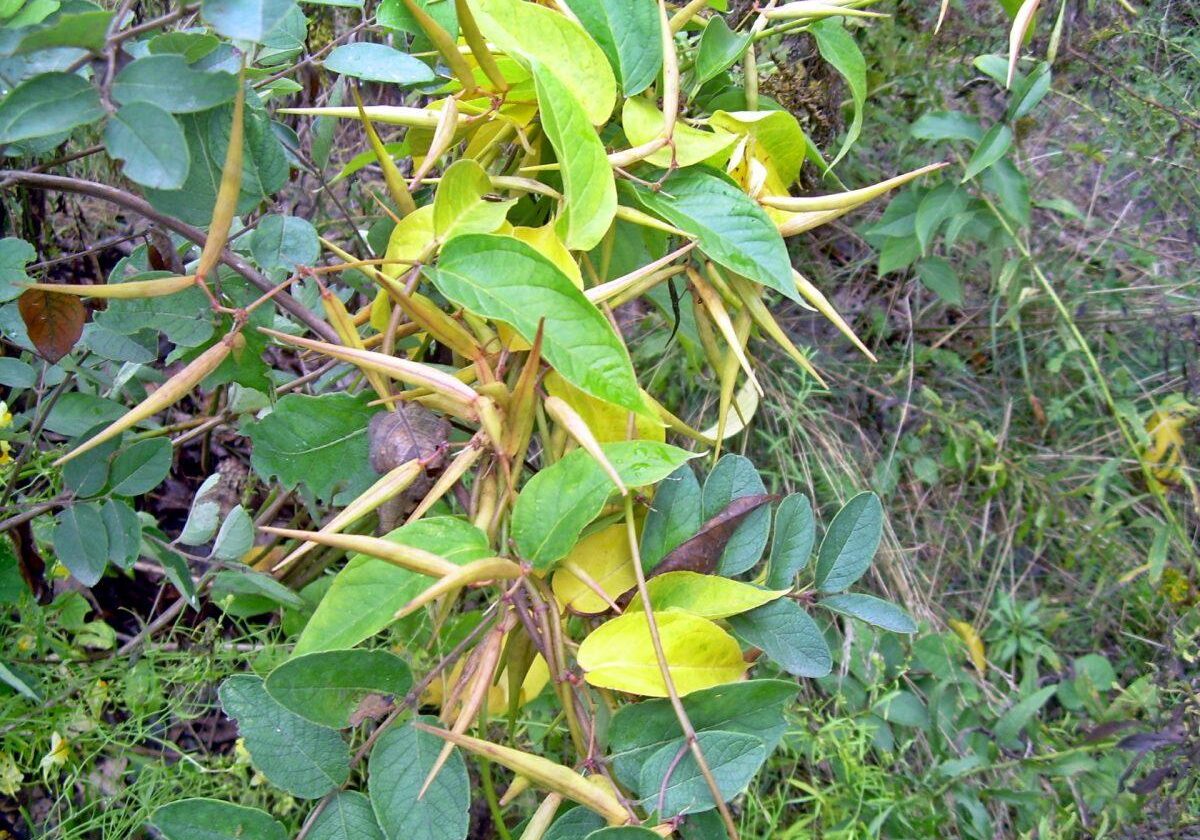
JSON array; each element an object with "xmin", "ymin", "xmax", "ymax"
[
  {"xmin": 347, "ymin": 693, "xmax": 394, "ymax": 727},
  {"xmin": 18, "ymin": 288, "xmax": 85, "ymax": 363},
  {"xmin": 648, "ymin": 494, "xmax": 777, "ymax": 578},
  {"xmin": 368, "ymin": 402, "xmax": 451, "ymax": 473}
]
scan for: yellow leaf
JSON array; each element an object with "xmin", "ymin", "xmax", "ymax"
[
  {"xmin": 710, "ymin": 109, "xmax": 808, "ymax": 189},
  {"xmin": 1141, "ymin": 400, "xmax": 1195, "ymax": 485},
  {"xmin": 551, "ymin": 524, "xmax": 638, "ymax": 615},
  {"xmin": 948, "ymin": 619, "xmax": 987, "ymax": 676},
  {"xmin": 621, "ymin": 97, "xmax": 738, "ymax": 169},
  {"xmin": 543, "ymin": 371, "xmax": 664, "ymax": 444},
  {"xmin": 513, "ymin": 224, "xmax": 582, "ymax": 288},
  {"xmin": 629, "ymin": 571, "xmax": 787, "ymax": 620},
  {"xmin": 383, "ymin": 204, "xmax": 437, "ymax": 277},
  {"xmin": 577, "ymin": 608, "xmax": 747, "ymax": 697},
  {"xmin": 433, "ymin": 159, "xmax": 516, "ymax": 241}
]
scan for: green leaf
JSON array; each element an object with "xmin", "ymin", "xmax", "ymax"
[
  {"xmin": 427, "ymin": 234, "xmax": 647, "ymax": 415},
  {"xmin": 586, "ymin": 828, "xmax": 663, "ymax": 840},
  {"xmin": 100, "ymin": 498, "xmax": 141, "ymax": 570},
  {"xmin": 250, "ymin": 215, "xmax": 320, "ymax": 277},
  {"xmin": 873, "ymin": 690, "xmax": 929, "ymax": 729},
  {"xmin": 109, "ymin": 437, "xmax": 172, "ymax": 497},
  {"xmin": 622, "ymin": 97, "xmax": 737, "ymax": 169},
  {"xmin": 546, "ymin": 808, "xmax": 606, "ymax": 840},
  {"xmin": 211, "ymin": 504, "xmax": 254, "ymax": 562},
  {"xmin": 145, "ymin": 105, "xmax": 288, "ymax": 226},
  {"xmin": 637, "ymin": 572, "xmax": 785, "ymax": 619},
  {"xmin": 467, "ymin": 0, "xmax": 615, "ymax": 125},
  {"xmin": 877, "ymin": 235, "xmax": 921, "ymax": 276},
  {"xmin": 265, "ymin": 649, "xmax": 412, "ymax": 728},
  {"xmin": 962, "ymin": 123, "xmax": 1013, "ymax": 181},
  {"xmin": 980, "ymin": 158, "xmax": 1030, "ymax": 226},
  {"xmin": 814, "ymin": 491, "xmax": 883, "ymax": 592},
  {"xmin": 203, "ymin": 0, "xmax": 298, "ymax": 42},
  {"xmin": 639, "ymin": 730, "xmax": 766, "ymax": 815},
  {"xmin": 909, "ymin": 110, "xmax": 983, "ymax": 143},
  {"xmin": 150, "ymin": 798, "xmax": 287, "ymax": 840},
  {"xmin": 211, "ymin": 569, "xmax": 305, "ymax": 616},
  {"xmin": 378, "ymin": 0, "xmax": 458, "ymax": 38},
  {"xmin": 1008, "ymin": 62, "xmax": 1051, "ymax": 121},
  {"xmin": 112, "ymin": 55, "xmax": 238, "ymax": 114},
  {"xmin": 915, "ymin": 257, "xmax": 963, "ymax": 306},
  {"xmin": 96, "ymin": 270, "xmax": 214, "ymax": 346},
  {"xmin": 53, "ymin": 503, "xmax": 109, "ymax": 586},
  {"xmin": 6, "ymin": 8, "xmax": 113, "ymax": 54},
  {"xmin": 369, "ymin": 717, "xmax": 470, "ymax": 840},
  {"xmin": 179, "ymin": 473, "xmax": 223, "ymax": 545},
  {"xmin": 702, "ymin": 454, "xmax": 770, "ymax": 576},
  {"xmin": 622, "ymin": 167, "xmax": 797, "ymax": 302},
  {"xmin": 432, "ymin": 159, "xmax": 515, "ymax": 241},
  {"xmin": 512, "ymin": 441, "xmax": 694, "ymax": 570},
  {"xmin": 993, "ymin": 685, "xmax": 1056, "ymax": 747},
  {"xmin": 307, "ymin": 791, "xmax": 385, "ymax": 840},
  {"xmin": 219, "ymin": 674, "xmax": 350, "ymax": 798},
  {"xmin": 639, "ymin": 464, "xmax": 701, "ymax": 572},
  {"xmin": 0, "ymin": 71, "xmax": 103, "ymax": 144},
  {"xmin": 564, "ymin": 0, "xmax": 661, "ymax": 95},
  {"xmin": 295, "ymin": 517, "xmax": 491, "ymax": 654},
  {"xmin": 0, "ymin": 357, "xmax": 35, "ymax": 387},
  {"xmin": 324, "ymin": 43, "xmax": 436, "ymax": 85},
  {"xmin": 244, "ymin": 393, "xmax": 380, "ymax": 505},
  {"xmin": 532, "ymin": 61, "xmax": 616, "ymax": 251},
  {"xmin": 608, "ymin": 679, "xmax": 793, "ymax": 793},
  {"xmin": 766, "ymin": 494, "xmax": 814, "ymax": 589},
  {"xmin": 148, "ymin": 31, "xmax": 221, "ymax": 62},
  {"xmin": 0, "ymin": 237, "xmax": 35, "ymax": 302},
  {"xmin": 727, "ymin": 598, "xmax": 831, "ymax": 677},
  {"xmin": 694, "ymin": 16, "xmax": 750, "ymax": 87},
  {"xmin": 44, "ymin": 392, "xmax": 126, "ymax": 436},
  {"xmin": 811, "ymin": 19, "xmax": 865, "ymax": 166},
  {"xmin": 819, "ymin": 593, "xmax": 917, "ymax": 634},
  {"xmin": 914, "ymin": 183, "xmax": 968, "ymax": 254}
]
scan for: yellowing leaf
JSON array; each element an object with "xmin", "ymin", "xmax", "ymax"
[
  {"xmin": 384, "ymin": 204, "xmax": 437, "ymax": 275},
  {"xmin": 424, "ymin": 649, "xmax": 550, "ymax": 714},
  {"xmin": 543, "ymin": 371, "xmax": 663, "ymax": 444},
  {"xmin": 468, "ymin": 0, "xmax": 616, "ymax": 126},
  {"xmin": 948, "ymin": 619, "xmax": 987, "ymax": 676},
  {"xmin": 551, "ymin": 524, "xmax": 637, "ymax": 614},
  {"xmin": 622, "ymin": 96, "xmax": 737, "ymax": 169},
  {"xmin": 577, "ymin": 608, "xmax": 746, "ymax": 697},
  {"xmin": 630, "ymin": 571, "xmax": 786, "ymax": 620},
  {"xmin": 434, "ymin": 158, "xmax": 515, "ymax": 241},
  {"xmin": 710, "ymin": 109, "xmax": 807, "ymax": 189},
  {"xmin": 513, "ymin": 224, "xmax": 582, "ymax": 288},
  {"xmin": 1141, "ymin": 401, "xmax": 1195, "ymax": 485}
]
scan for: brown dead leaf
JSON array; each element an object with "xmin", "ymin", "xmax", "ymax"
[
  {"xmin": 649, "ymin": 494, "xmax": 776, "ymax": 577},
  {"xmin": 18, "ymin": 288, "xmax": 85, "ymax": 364}
]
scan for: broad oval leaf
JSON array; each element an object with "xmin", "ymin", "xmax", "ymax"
[
  {"xmin": 0, "ymin": 72, "xmax": 103, "ymax": 144},
  {"xmin": 728, "ymin": 598, "xmax": 831, "ymax": 678},
  {"xmin": 112, "ymin": 55, "xmax": 238, "ymax": 114},
  {"xmin": 18, "ymin": 288, "xmax": 84, "ymax": 364},
  {"xmin": 369, "ymin": 717, "xmax": 470, "ymax": 840},
  {"xmin": 219, "ymin": 674, "xmax": 351, "ymax": 799},
  {"xmin": 564, "ymin": 0, "xmax": 661, "ymax": 95},
  {"xmin": 701, "ymin": 454, "xmax": 771, "ymax": 576},
  {"xmin": 324, "ymin": 42, "xmax": 436, "ymax": 85},
  {"xmin": 467, "ymin": 0, "xmax": 616, "ymax": 125},
  {"xmin": 433, "ymin": 159, "xmax": 514, "ymax": 241},
  {"xmin": 814, "ymin": 491, "xmax": 883, "ymax": 592},
  {"xmin": 295, "ymin": 517, "xmax": 491, "ymax": 654},
  {"xmin": 639, "ymin": 464, "xmax": 701, "ymax": 573},
  {"xmin": 250, "ymin": 214, "xmax": 320, "ymax": 276},
  {"xmin": 622, "ymin": 167, "xmax": 797, "ymax": 302},
  {"xmin": 307, "ymin": 791, "xmax": 385, "ymax": 840},
  {"xmin": 53, "ymin": 503, "xmax": 109, "ymax": 586},
  {"xmin": 551, "ymin": 523, "xmax": 637, "ymax": 615},
  {"xmin": 577, "ymin": 609, "xmax": 746, "ymax": 697},
  {"xmin": 512, "ymin": 441, "xmax": 693, "ymax": 570},
  {"xmin": 545, "ymin": 807, "xmax": 605, "ymax": 840},
  {"xmin": 202, "ymin": 0, "xmax": 297, "ymax": 43},
  {"xmin": 264, "ymin": 649, "xmax": 413, "ymax": 728},
  {"xmin": 150, "ymin": 798, "xmax": 287, "ymax": 840},
  {"xmin": 695, "ymin": 16, "xmax": 751, "ymax": 86},
  {"xmin": 532, "ymin": 61, "xmax": 617, "ymax": 251},
  {"xmin": 819, "ymin": 593, "xmax": 917, "ymax": 634},
  {"xmin": 608, "ymin": 678, "xmax": 794, "ymax": 792},
  {"xmin": 766, "ymin": 493, "xmax": 814, "ymax": 589},
  {"xmin": 638, "ymin": 729, "xmax": 766, "ymax": 816},
  {"xmin": 631, "ymin": 571, "xmax": 786, "ymax": 619},
  {"xmin": 427, "ymin": 234, "xmax": 647, "ymax": 416},
  {"xmin": 0, "ymin": 237, "xmax": 36, "ymax": 303},
  {"xmin": 109, "ymin": 438, "xmax": 173, "ymax": 497},
  {"xmin": 104, "ymin": 102, "xmax": 190, "ymax": 190}
]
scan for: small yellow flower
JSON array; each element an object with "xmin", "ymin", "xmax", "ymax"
[
  {"xmin": 0, "ymin": 401, "xmax": 11, "ymax": 428},
  {"xmin": 39, "ymin": 732, "xmax": 69, "ymax": 778},
  {"xmin": 0, "ymin": 440, "xmax": 11, "ymax": 466}
]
